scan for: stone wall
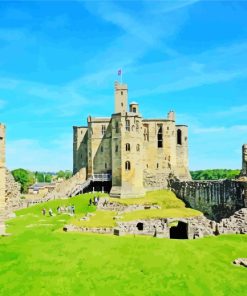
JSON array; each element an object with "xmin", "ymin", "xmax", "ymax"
[
  {"xmin": 116, "ymin": 208, "xmax": 247, "ymax": 238},
  {"xmin": 97, "ymin": 198, "xmax": 160, "ymax": 212},
  {"xmin": 44, "ymin": 168, "xmax": 87, "ymax": 200},
  {"xmin": 5, "ymin": 169, "xmax": 21, "ymax": 211},
  {"xmin": 169, "ymin": 179, "xmax": 247, "ymax": 221},
  {"xmin": 0, "ymin": 123, "xmax": 6, "ymax": 213}
]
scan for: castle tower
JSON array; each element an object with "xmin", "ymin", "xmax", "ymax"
[
  {"xmin": 110, "ymin": 86, "xmax": 145, "ymax": 198},
  {"xmin": 242, "ymin": 144, "xmax": 247, "ymax": 176},
  {"xmin": 0, "ymin": 124, "xmax": 6, "ymax": 213},
  {"xmin": 114, "ymin": 81, "xmax": 128, "ymax": 114}
]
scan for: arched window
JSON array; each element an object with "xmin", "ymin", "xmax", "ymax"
[
  {"xmin": 136, "ymin": 144, "xmax": 140, "ymax": 152},
  {"xmin": 125, "ymin": 161, "xmax": 131, "ymax": 171},
  {"xmin": 115, "ymin": 145, "xmax": 118, "ymax": 153},
  {"xmin": 101, "ymin": 146, "xmax": 104, "ymax": 152},
  {"xmin": 105, "ymin": 163, "xmax": 107, "ymax": 169},
  {"xmin": 126, "ymin": 143, "xmax": 130, "ymax": 151},
  {"xmin": 177, "ymin": 129, "xmax": 182, "ymax": 145}
]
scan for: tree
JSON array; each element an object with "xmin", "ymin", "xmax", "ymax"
[{"xmin": 12, "ymin": 169, "xmax": 35, "ymax": 193}]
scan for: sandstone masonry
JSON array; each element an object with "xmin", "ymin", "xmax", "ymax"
[{"xmin": 73, "ymin": 82, "xmax": 191, "ymax": 198}]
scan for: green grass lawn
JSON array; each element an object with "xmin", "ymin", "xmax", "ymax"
[
  {"xmin": 71, "ymin": 210, "xmax": 117, "ymax": 228},
  {"xmin": 0, "ymin": 193, "xmax": 246, "ymax": 296}
]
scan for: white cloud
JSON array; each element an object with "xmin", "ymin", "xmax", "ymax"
[
  {"xmin": 217, "ymin": 104, "xmax": 247, "ymax": 116},
  {"xmin": 6, "ymin": 135, "xmax": 72, "ymax": 172},
  {"xmin": 192, "ymin": 125, "xmax": 247, "ymax": 134}
]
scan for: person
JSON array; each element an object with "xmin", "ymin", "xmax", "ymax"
[
  {"xmin": 71, "ymin": 204, "xmax": 75, "ymax": 214},
  {"xmin": 57, "ymin": 206, "xmax": 61, "ymax": 214},
  {"xmin": 153, "ymin": 226, "xmax": 157, "ymax": 238},
  {"xmin": 42, "ymin": 208, "xmax": 46, "ymax": 216},
  {"xmin": 89, "ymin": 198, "xmax": 92, "ymax": 206},
  {"xmin": 103, "ymin": 199, "xmax": 107, "ymax": 207},
  {"xmin": 93, "ymin": 196, "xmax": 97, "ymax": 205},
  {"xmin": 49, "ymin": 208, "xmax": 53, "ymax": 216}
]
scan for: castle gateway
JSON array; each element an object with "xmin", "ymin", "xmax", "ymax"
[{"xmin": 73, "ymin": 82, "xmax": 191, "ymax": 198}]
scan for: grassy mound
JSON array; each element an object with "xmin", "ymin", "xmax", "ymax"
[
  {"xmin": 108, "ymin": 190, "xmax": 185, "ymax": 208},
  {"xmin": 67, "ymin": 190, "xmax": 202, "ymax": 228}
]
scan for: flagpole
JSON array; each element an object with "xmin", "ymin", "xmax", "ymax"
[{"xmin": 121, "ymin": 69, "xmax": 123, "ymax": 84}]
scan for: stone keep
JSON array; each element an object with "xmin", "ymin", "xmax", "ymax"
[
  {"xmin": 73, "ymin": 82, "xmax": 191, "ymax": 198},
  {"xmin": 0, "ymin": 124, "xmax": 6, "ymax": 212}
]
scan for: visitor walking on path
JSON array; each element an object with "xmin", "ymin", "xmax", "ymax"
[
  {"xmin": 42, "ymin": 208, "xmax": 46, "ymax": 216},
  {"xmin": 49, "ymin": 208, "xmax": 53, "ymax": 216}
]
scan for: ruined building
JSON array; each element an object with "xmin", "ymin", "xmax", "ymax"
[
  {"xmin": 0, "ymin": 124, "xmax": 6, "ymax": 213},
  {"xmin": 73, "ymin": 82, "xmax": 191, "ymax": 198},
  {"xmin": 0, "ymin": 123, "xmax": 20, "ymax": 217}
]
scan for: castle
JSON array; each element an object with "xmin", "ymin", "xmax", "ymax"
[{"xmin": 73, "ymin": 82, "xmax": 191, "ymax": 198}]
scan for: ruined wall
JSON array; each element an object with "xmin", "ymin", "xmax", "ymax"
[
  {"xmin": 170, "ymin": 179, "xmax": 247, "ymax": 221},
  {"xmin": 5, "ymin": 169, "xmax": 21, "ymax": 211},
  {"xmin": 73, "ymin": 126, "xmax": 88, "ymax": 174},
  {"xmin": 241, "ymin": 144, "xmax": 247, "ymax": 176},
  {"xmin": 0, "ymin": 124, "xmax": 6, "ymax": 213}
]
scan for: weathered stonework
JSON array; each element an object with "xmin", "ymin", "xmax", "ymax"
[
  {"xmin": 5, "ymin": 169, "xmax": 21, "ymax": 211},
  {"xmin": 169, "ymin": 179, "xmax": 246, "ymax": 221},
  {"xmin": 73, "ymin": 82, "xmax": 191, "ymax": 198},
  {"xmin": 0, "ymin": 124, "xmax": 21, "ymax": 235},
  {"xmin": 0, "ymin": 124, "xmax": 6, "ymax": 214},
  {"xmin": 65, "ymin": 208, "xmax": 247, "ymax": 239},
  {"xmin": 97, "ymin": 198, "xmax": 160, "ymax": 212}
]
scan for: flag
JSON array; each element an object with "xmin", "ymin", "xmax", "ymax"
[{"xmin": 118, "ymin": 69, "xmax": 122, "ymax": 76}]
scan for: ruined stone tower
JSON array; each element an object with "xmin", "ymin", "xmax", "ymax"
[
  {"xmin": 0, "ymin": 124, "xmax": 6, "ymax": 212},
  {"xmin": 242, "ymin": 144, "xmax": 247, "ymax": 176}
]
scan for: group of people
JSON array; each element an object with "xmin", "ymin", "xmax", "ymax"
[
  {"xmin": 88, "ymin": 196, "xmax": 100, "ymax": 206},
  {"xmin": 41, "ymin": 204, "xmax": 75, "ymax": 216}
]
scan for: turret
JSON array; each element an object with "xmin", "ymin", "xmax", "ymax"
[
  {"xmin": 114, "ymin": 81, "xmax": 128, "ymax": 114},
  {"xmin": 167, "ymin": 111, "xmax": 176, "ymax": 121},
  {"xmin": 129, "ymin": 102, "xmax": 139, "ymax": 114}
]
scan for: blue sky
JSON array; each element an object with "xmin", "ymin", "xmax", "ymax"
[{"xmin": 0, "ymin": 0, "xmax": 247, "ymax": 171}]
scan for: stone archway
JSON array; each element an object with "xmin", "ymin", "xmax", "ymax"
[
  {"xmin": 136, "ymin": 222, "xmax": 144, "ymax": 231},
  {"xmin": 170, "ymin": 221, "xmax": 188, "ymax": 239}
]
